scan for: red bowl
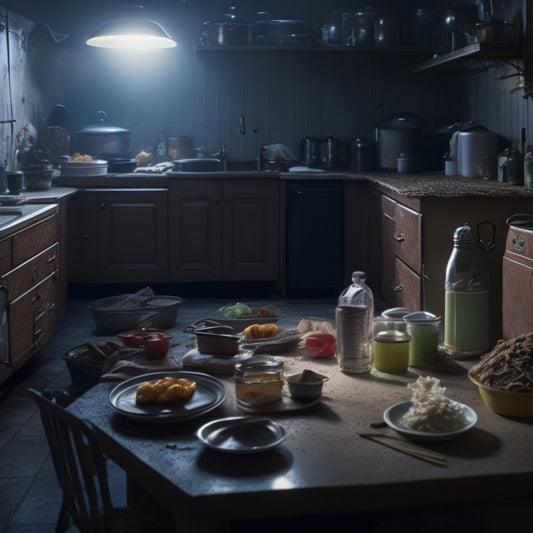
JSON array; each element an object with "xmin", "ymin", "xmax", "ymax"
[
  {"xmin": 143, "ymin": 332, "xmax": 172, "ymax": 359},
  {"xmin": 117, "ymin": 330, "xmax": 146, "ymax": 348}
]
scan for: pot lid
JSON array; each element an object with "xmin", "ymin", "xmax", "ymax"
[
  {"xmin": 377, "ymin": 113, "xmax": 423, "ymax": 130},
  {"xmin": 77, "ymin": 111, "xmax": 131, "ymax": 135}
]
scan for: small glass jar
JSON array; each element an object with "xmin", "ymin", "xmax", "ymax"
[
  {"xmin": 373, "ymin": 318, "xmax": 410, "ymax": 374},
  {"xmin": 234, "ymin": 359, "xmax": 284, "ymax": 407},
  {"xmin": 403, "ymin": 311, "xmax": 441, "ymax": 368}
]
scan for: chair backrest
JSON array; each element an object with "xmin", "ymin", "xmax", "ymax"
[{"xmin": 28, "ymin": 388, "xmax": 115, "ymax": 533}]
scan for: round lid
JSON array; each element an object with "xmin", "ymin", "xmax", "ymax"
[
  {"xmin": 235, "ymin": 358, "xmax": 283, "ymax": 375},
  {"xmin": 375, "ymin": 330, "xmax": 410, "ymax": 343},
  {"xmin": 453, "ymin": 223, "xmax": 476, "ymax": 246},
  {"xmin": 377, "ymin": 114, "xmax": 423, "ymax": 131},
  {"xmin": 403, "ymin": 311, "xmax": 440, "ymax": 325},
  {"xmin": 381, "ymin": 307, "xmax": 411, "ymax": 320},
  {"xmin": 77, "ymin": 111, "xmax": 131, "ymax": 136}
]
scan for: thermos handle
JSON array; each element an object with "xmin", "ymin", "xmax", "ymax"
[{"xmin": 477, "ymin": 221, "xmax": 496, "ymax": 251}]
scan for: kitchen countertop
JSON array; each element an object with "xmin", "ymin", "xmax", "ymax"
[
  {"xmin": 0, "ymin": 203, "xmax": 57, "ymax": 239},
  {"xmin": 53, "ymin": 171, "xmax": 533, "ymax": 199}
]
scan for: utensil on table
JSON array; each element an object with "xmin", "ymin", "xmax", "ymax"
[{"xmin": 359, "ymin": 433, "xmax": 447, "ymax": 466}]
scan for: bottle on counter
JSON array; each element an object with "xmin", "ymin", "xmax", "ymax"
[
  {"xmin": 444, "ymin": 223, "xmax": 491, "ymax": 359},
  {"xmin": 336, "ymin": 271, "xmax": 374, "ymax": 373}
]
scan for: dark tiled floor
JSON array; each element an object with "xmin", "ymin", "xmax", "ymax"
[{"xmin": 0, "ymin": 290, "xmax": 337, "ymax": 533}]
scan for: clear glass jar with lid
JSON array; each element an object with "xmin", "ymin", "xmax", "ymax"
[{"xmin": 234, "ymin": 358, "xmax": 284, "ymax": 407}]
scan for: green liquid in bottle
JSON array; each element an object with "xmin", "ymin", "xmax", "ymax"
[{"xmin": 444, "ymin": 290, "xmax": 489, "ymax": 357}]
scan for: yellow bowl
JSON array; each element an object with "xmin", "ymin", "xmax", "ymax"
[{"xmin": 468, "ymin": 372, "xmax": 533, "ymax": 417}]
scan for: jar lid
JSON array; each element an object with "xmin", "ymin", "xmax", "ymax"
[
  {"xmin": 235, "ymin": 358, "xmax": 283, "ymax": 376},
  {"xmin": 375, "ymin": 330, "xmax": 410, "ymax": 343},
  {"xmin": 381, "ymin": 307, "xmax": 411, "ymax": 319},
  {"xmin": 403, "ymin": 311, "xmax": 441, "ymax": 325}
]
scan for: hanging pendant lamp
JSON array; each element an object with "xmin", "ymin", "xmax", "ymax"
[{"xmin": 86, "ymin": 5, "xmax": 176, "ymax": 50}]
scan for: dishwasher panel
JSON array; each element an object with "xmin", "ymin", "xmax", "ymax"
[{"xmin": 286, "ymin": 180, "xmax": 344, "ymax": 297}]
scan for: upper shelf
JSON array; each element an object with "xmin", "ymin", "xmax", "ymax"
[
  {"xmin": 410, "ymin": 42, "xmax": 522, "ymax": 74},
  {"xmin": 195, "ymin": 44, "xmax": 431, "ymax": 54}
]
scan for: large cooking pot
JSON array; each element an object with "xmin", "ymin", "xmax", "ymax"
[
  {"xmin": 376, "ymin": 114, "xmax": 423, "ymax": 171},
  {"xmin": 76, "ymin": 111, "xmax": 131, "ymax": 158}
]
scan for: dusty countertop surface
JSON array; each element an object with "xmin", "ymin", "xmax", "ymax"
[{"xmin": 53, "ymin": 171, "xmax": 533, "ymax": 199}]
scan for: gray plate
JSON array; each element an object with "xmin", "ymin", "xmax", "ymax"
[
  {"xmin": 108, "ymin": 371, "xmax": 226, "ymax": 422},
  {"xmin": 197, "ymin": 416, "xmax": 286, "ymax": 453},
  {"xmin": 384, "ymin": 401, "xmax": 477, "ymax": 442}
]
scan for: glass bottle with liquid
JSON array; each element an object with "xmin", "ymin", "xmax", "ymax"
[
  {"xmin": 336, "ymin": 271, "xmax": 374, "ymax": 373},
  {"xmin": 444, "ymin": 223, "xmax": 490, "ymax": 359}
]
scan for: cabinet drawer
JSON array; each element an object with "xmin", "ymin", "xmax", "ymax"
[
  {"xmin": 12, "ymin": 215, "xmax": 57, "ymax": 266},
  {"xmin": 2, "ymin": 244, "xmax": 58, "ymax": 301},
  {"xmin": 0, "ymin": 237, "xmax": 11, "ymax": 273},
  {"xmin": 8, "ymin": 273, "xmax": 57, "ymax": 366},
  {"xmin": 394, "ymin": 203, "xmax": 422, "ymax": 271},
  {"xmin": 383, "ymin": 257, "xmax": 421, "ymax": 311}
]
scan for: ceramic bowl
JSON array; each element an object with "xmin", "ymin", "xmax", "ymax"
[
  {"xmin": 143, "ymin": 332, "xmax": 172, "ymax": 359},
  {"xmin": 468, "ymin": 372, "xmax": 533, "ymax": 417},
  {"xmin": 286, "ymin": 370, "xmax": 329, "ymax": 402}
]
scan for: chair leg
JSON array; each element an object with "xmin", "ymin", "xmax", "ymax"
[{"xmin": 55, "ymin": 497, "xmax": 70, "ymax": 533}]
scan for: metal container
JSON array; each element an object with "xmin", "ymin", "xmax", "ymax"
[
  {"xmin": 350, "ymin": 137, "xmax": 376, "ymax": 171},
  {"xmin": 300, "ymin": 136, "xmax": 321, "ymax": 167},
  {"xmin": 376, "ymin": 114, "xmax": 422, "ymax": 171},
  {"xmin": 76, "ymin": 111, "xmax": 131, "ymax": 158},
  {"xmin": 88, "ymin": 294, "xmax": 182, "ymax": 334}
]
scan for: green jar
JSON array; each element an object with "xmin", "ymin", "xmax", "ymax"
[{"xmin": 403, "ymin": 311, "xmax": 440, "ymax": 369}]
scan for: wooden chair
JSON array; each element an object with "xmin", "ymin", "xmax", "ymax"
[{"xmin": 28, "ymin": 388, "xmax": 171, "ymax": 533}]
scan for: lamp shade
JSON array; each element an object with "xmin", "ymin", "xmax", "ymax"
[{"xmin": 86, "ymin": 18, "xmax": 177, "ymax": 49}]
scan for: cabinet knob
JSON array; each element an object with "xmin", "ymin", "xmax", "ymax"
[
  {"xmin": 393, "ymin": 284, "xmax": 403, "ymax": 292},
  {"xmin": 47, "ymin": 254, "xmax": 57, "ymax": 264},
  {"xmin": 100, "ymin": 203, "xmax": 106, "ymax": 210},
  {"xmin": 394, "ymin": 234, "xmax": 405, "ymax": 243},
  {"xmin": 83, "ymin": 233, "xmax": 90, "ymax": 240}
]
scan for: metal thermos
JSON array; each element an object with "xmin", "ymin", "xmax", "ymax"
[
  {"xmin": 300, "ymin": 136, "xmax": 321, "ymax": 167},
  {"xmin": 444, "ymin": 222, "xmax": 493, "ymax": 359},
  {"xmin": 350, "ymin": 137, "xmax": 376, "ymax": 171}
]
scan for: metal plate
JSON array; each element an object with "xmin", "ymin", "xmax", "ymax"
[
  {"xmin": 108, "ymin": 371, "xmax": 226, "ymax": 422},
  {"xmin": 384, "ymin": 401, "xmax": 477, "ymax": 442},
  {"xmin": 197, "ymin": 416, "xmax": 286, "ymax": 453}
]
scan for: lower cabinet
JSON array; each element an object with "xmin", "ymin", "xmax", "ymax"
[
  {"xmin": 369, "ymin": 185, "xmax": 533, "ymax": 344},
  {"xmin": 169, "ymin": 179, "xmax": 280, "ymax": 282},
  {"xmin": 68, "ymin": 189, "xmax": 169, "ymax": 283},
  {"xmin": 1, "ymin": 212, "xmax": 59, "ymax": 385}
]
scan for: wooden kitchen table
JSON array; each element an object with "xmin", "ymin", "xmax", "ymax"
[{"xmin": 67, "ymin": 363, "xmax": 533, "ymax": 533}]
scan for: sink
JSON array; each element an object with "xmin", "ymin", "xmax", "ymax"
[{"xmin": 173, "ymin": 158, "xmax": 224, "ymax": 172}]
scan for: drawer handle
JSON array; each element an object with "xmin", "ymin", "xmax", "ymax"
[
  {"xmin": 512, "ymin": 235, "xmax": 525, "ymax": 253},
  {"xmin": 393, "ymin": 284, "xmax": 403, "ymax": 292},
  {"xmin": 31, "ymin": 267, "xmax": 39, "ymax": 284},
  {"xmin": 32, "ymin": 293, "xmax": 41, "ymax": 304},
  {"xmin": 47, "ymin": 254, "xmax": 57, "ymax": 263},
  {"xmin": 394, "ymin": 234, "xmax": 405, "ymax": 243}
]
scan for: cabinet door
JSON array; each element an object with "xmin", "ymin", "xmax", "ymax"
[
  {"xmin": 222, "ymin": 180, "xmax": 280, "ymax": 281},
  {"xmin": 169, "ymin": 180, "xmax": 222, "ymax": 281},
  {"xmin": 381, "ymin": 195, "xmax": 397, "ymax": 304},
  {"xmin": 98, "ymin": 190, "xmax": 169, "ymax": 283},
  {"xmin": 67, "ymin": 192, "xmax": 98, "ymax": 283},
  {"xmin": 394, "ymin": 202, "xmax": 422, "ymax": 272}
]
